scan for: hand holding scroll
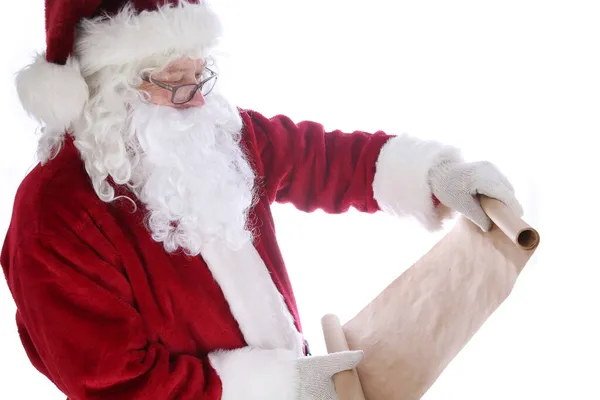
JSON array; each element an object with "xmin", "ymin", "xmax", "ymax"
[
  {"xmin": 429, "ymin": 159, "xmax": 524, "ymax": 231},
  {"xmin": 321, "ymin": 193, "xmax": 540, "ymax": 400},
  {"xmin": 296, "ymin": 350, "xmax": 364, "ymax": 399}
]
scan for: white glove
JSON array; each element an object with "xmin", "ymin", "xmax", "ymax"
[
  {"xmin": 208, "ymin": 347, "xmax": 363, "ymax": 400},
  {"xmin": 296, "ymin": 351, "xmax": 364, "ymax": 399},
  {"xmin": 428, "ymin": 160, "xmax": 523, "ymax": 231}
]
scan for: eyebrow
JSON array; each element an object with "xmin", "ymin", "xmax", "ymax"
[
  {"xmin": 164, "ymin": 67, "xmax": 185, "ymax": 74},
  {"xmin": 164, "ymin": 66, "xmax": 203, "ymax": 74}
]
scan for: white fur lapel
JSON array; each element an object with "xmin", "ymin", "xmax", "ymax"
[{"xmin": 200, "ymin": 240, "xmax": 304, "ymax": 355}]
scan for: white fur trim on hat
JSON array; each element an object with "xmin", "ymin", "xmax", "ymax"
[
  {"xmin": 75, "ymin": 1, "xmax": 223, "ymax": 77},
  {"xmin": 15, "ymin": 53, "xmax": 89, "ymax": 131}
]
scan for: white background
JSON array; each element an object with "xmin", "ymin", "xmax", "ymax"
[{"xmin": 1, "ymin": 0, "xmax": 599, "ymax": 398}]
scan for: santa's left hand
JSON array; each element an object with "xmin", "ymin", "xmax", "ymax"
[{"xmin": 428, "ymin": 160, "xmax": 524, "ymax": 232}]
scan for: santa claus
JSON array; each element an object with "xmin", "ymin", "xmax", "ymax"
[{"xmin": 1, "ymin": 1, "xmax": 523, "ymax": 399}]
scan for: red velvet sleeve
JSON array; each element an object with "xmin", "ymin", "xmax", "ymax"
[
  {"xmin": 243, "ymin": 110, "xmax": 395, "ymax": 214},
  {"xmin": 8, "ymin": 233, "xmax": 224, "ymax": 400}
]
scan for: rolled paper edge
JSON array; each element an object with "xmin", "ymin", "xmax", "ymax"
[
  {"xmin": 321, "ymin": 314, "xmax": 367, "ymax": 400},
  {"xmin": 479, "ymin": 195, "xmax": 540, "ymax": 250}
]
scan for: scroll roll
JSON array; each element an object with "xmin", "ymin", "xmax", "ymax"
[
  {"xmin": 322, "ymin": 195, "xmax": 540, "ymax": 399},
  {"xmin": 479, "ymin": 195, "xmax": 539, "ymax": 250},
  {"xmin": 321, "ymin": 314, "xmax": 366, "ymax": 400}
]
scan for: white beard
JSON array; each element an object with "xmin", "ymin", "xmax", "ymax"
[{"xmin": 128, "ymin": 96, "xmax": 257, "ymax": 255}]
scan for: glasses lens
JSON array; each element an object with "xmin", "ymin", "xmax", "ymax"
[
  {"xmin": 201, "ymin": 76, "xmax": 217, "ymax": 96},
  {"xmin": 173, "ymin": 84, "xmax": 198, "ymax": 104}
]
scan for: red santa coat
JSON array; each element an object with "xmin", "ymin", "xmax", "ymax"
[{"xmin": 1, "ymin": 109, "xmax": 457, "ymax": 399}]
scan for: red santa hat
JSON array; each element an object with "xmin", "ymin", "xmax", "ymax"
[{"xmin": 16, "ymin": 0, "xmax": 222, "ymax": 131}]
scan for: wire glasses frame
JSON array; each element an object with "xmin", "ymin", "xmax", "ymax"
[{"xmin": 142, "ymin": 67, "xmax": 218, "ymax": 105}]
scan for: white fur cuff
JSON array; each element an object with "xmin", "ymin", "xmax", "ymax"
[
  {"xmin": 373, "ymin": 134, "xmax": 463, "ymax": 231},
  {"xmin": 208, "ymin": 347, "xmax": 298, "ymax": 400}
]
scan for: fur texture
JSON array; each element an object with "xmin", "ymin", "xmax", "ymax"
[
  {"xmin": 208, "ymin": 347, "xmax": 298, "ymax": 400},
  {"xmin": 75, "ymin": 1, "xmax": 223, "ymax": 77},
  {"xmin": 373, "ymin": 134, "xmax": 463, "ymax": 230},
  {"xmin": 15, "ymin": 54, "xmax": 89, "ymax": 131},
  {"xmin": 200, "ymin": 240, "xmax": 305, "ymax": 354}
]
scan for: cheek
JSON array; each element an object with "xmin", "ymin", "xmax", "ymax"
[
  {"xmin": 150, "ymin": 90, "xmax": 172, "ymax": 105},
  {"xmin": 138, "ymin": 83, "xmax": 171, "ymax": 105}
]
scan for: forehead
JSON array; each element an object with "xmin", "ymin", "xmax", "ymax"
[{"xmin": 163, "ymin": 56, "xmax": 204, "ymax": 72}]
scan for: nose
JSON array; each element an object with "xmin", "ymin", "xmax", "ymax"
[
  {"xmin": 175, "ymin": 69, "xmax": 206, "ymax": 108},
  {"xmin": 184, "ymin": 90, "xmax": 205, "ymax": 108}
]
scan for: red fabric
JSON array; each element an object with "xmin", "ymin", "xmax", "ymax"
[
  {"xmin": 98, "ymin": 0, "xmax": 199, "ymax": 15},
  {"xmin": 44, "ymin": 0, "xmax": 199, "ymax": 64},
  {"xmin": 45, "ymin": 0, "xmax": 100, "ymax": 64},
  {"xmin": 1, "ymin": 110, "xmax": 394, "ymax": 399}
]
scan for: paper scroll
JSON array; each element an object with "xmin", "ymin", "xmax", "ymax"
[{"xmin": 322, "ymin": 196, "xmax": 540, "ymax": 400}]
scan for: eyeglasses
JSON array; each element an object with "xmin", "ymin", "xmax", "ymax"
[{"xmin": 141, "ymin": 67, "xmax": 218, "ymax": 105}]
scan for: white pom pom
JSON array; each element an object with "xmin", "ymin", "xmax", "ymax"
[{"xmin": 15, "ymin": 53, "xmax": 89, "ymax": 131}]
